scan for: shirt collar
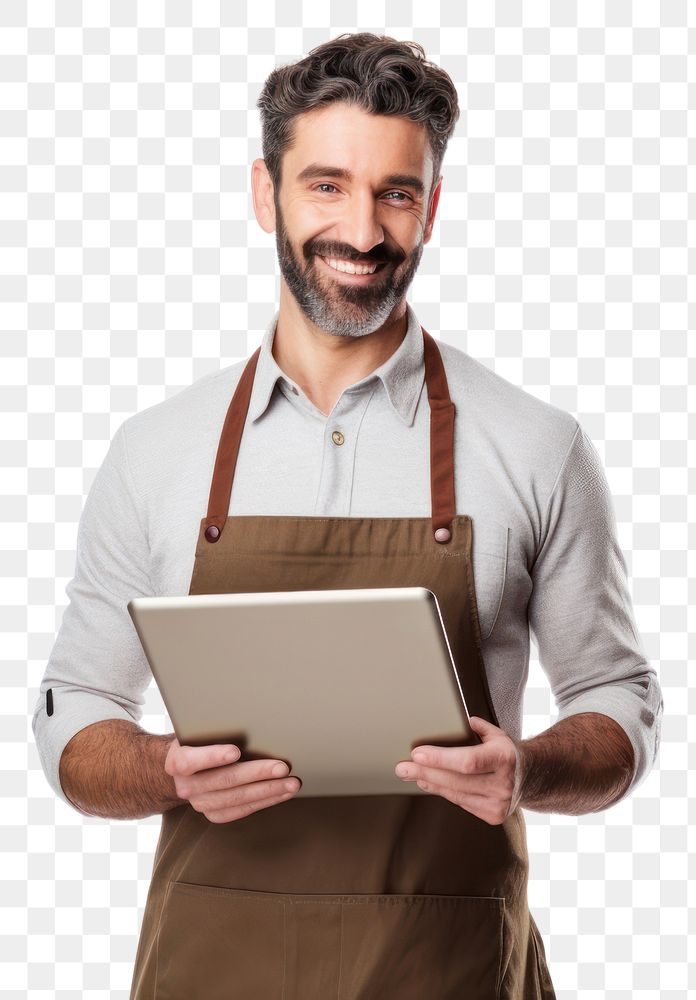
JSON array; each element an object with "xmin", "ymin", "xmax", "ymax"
[{"xmin": 247, "ymin": 302, "xmax": 425, "ymax": 427}]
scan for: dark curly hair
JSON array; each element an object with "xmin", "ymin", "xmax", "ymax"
[{"xmin": 256, "ymin": 32, "xmax": 460, "ymax": 199}]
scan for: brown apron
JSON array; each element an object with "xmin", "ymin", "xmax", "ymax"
[{"xmin": 129, "ymin": 327, "xmax": 556, "ymax": 999}]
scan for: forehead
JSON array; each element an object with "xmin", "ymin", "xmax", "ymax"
[{"xmin": 285, "ymin": 103, "xmax": 432, "ymax": 184}]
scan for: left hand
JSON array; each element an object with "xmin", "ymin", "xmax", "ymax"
[{"xmin": 394, "ymin": 716, "xmax": 526, "ymax": 825}]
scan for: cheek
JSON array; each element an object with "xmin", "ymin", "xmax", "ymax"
[
  {"xmin": 287, "ymin": 197, "xmax": 335, "ymax": 227},
  {"xmin": 387, "ymin": 221, "xmax": 421, "ymax": 255},
  {"xmin": 288, "ymin": 213, "xmax": 338, "ymax": 259}
]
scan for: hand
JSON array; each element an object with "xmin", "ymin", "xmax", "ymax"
[
  {"xmin": 164, "ymin": 738, "xmax": 301, "ymax": 823},
  {"xmin": 394, "ymin": 716, "xmax": 526, "ymax": 825}
]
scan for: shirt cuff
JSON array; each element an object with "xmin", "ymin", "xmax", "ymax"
[
  {"xmin": 31, "ymin": 686, "xmax": 140, "ymax": 814},
  {"xmin": 554, "ymin": 669, "xmax": 663, "ymax": 807}
]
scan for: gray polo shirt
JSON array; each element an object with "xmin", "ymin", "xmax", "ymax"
[{"xmin": 31, "ymin": 302, "xmax": 663, "ymax": 810}]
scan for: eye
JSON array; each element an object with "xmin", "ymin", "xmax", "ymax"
[{"xmin": 314, "ymin": 184, "xmax": 410, "ymax": 202}]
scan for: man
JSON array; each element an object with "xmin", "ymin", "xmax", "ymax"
[{"xmin": 32, "ymin": 33, "xmax": 662, "ymax": 999}]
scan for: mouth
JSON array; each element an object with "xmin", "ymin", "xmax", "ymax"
[{"xmin": 316, "ymin": 255, "xmax": 390, "ymax": 283}]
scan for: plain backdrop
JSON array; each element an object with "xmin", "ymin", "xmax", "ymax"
[{"xmin": 2, "ymin": 2, "xmax": 692, "ymax": 997}]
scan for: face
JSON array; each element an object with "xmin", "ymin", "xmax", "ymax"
[{"xmin": 257, "ymin": 102, "xmax": 441, "ymax": 338}]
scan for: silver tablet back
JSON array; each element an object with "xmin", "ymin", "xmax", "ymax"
[{"xmin": 128, "ymin": 587, "xmax": 474, "ymax": 797}]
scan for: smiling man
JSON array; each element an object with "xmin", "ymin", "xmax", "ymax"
[
  {"xmin": 256, "ymin": 100, "xmax": 439, "ymax": 415},
  {"xmin": 270, "ymin": 105, "xmax": 429, "ymax": 334},
  {"xmin": 32, "ymin": 33, "xmax": 662, "ymax": 1000}
]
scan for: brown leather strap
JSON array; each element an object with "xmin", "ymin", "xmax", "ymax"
[
  {"xmin": 422, "ymin": 327, "xmax": 457, "ymax": 537},
  {"xmin": 203, "ymin": 327, "xmax": 456, "ymax": 541},
  {"xmin": 203, "ymin": 346, "xmax": 261, "ymax": 539}
]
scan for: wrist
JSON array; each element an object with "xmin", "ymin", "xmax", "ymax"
[
  {"xmin": 140, "ymin": 730, "xmax": 185, "ymax": 811},
  {"xmin": 510, "ymin": 738, "xmax": 529, "ymax": 813}
]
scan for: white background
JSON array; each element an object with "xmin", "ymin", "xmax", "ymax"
[{"xmin": 2, "ymin": 1, "xmax": 693, "ymax": 996}]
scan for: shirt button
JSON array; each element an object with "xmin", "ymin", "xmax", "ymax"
[{"xmin": 331, "ymin": 430, "xmax": 345, "ymax": 446}]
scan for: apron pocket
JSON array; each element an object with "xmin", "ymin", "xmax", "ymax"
[
  {"xmin": 153, "ymin": 882, "xmax": 505, "ymax": 1000},
  {"xmin": 338, "ymin": 892, "xmax": 506, "ymax": 1000},
  {"xmin": 154, "ymin": 882, "xmax": 287, "ymax": 1000},
  {"xmin": 470, "ymin": 518, "xmax": 509, "ymax": 640}
]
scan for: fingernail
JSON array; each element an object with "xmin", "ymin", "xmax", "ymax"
[{"xmin": 272, "ymin": 762, "xmax": 289, "ymax": 777}]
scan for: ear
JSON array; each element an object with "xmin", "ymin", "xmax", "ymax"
[
  {"xmin": 423, "ymin": 174, "xmax": 443, "ymax": 245},
  {"xmin": 251, "ymin": 158, "xmax": 276, "ymax": 234}
]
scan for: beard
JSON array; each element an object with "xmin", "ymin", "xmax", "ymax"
[{"xmin": 273, "ymin": 197, "xmax": 424, "ymax": 338}]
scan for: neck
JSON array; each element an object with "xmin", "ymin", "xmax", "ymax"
[{"xmin": 271, "ymin": 286, "xmax": 409, "ymax": 416}]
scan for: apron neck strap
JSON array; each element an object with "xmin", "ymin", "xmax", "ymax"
[
  {"xmin": 203, "ymin": 326, "xmax": 456, "ymax": 545},
  {"xmin": 422, "ymin": 327, "xmax": 457, "ymax": 543}
]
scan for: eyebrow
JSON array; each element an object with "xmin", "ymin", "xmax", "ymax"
[{"xmin": 296, "ymin": 162, "xmax": 425, "ymax": 197}]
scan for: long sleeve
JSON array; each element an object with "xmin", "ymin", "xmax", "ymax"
[
  {"xmin": 31, "ymin": 419, "xmax": 155, "ymax": 809},
  {"xmin": 527, "ymin": 422, "xmax": 663, "ymax": 806}
]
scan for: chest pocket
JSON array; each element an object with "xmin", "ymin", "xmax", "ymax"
[{"xmin": 470, "ymin": 519, "xmax": 509, "ymax": 641}]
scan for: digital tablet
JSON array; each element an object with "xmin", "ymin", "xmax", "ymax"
[{"xmin": 127, "ymin": 587, "xmax": 476, "ymax": 797}]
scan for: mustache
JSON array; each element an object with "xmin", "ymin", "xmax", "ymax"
[{"xmin": 308, "ymin": 246, "xmax": 402, "ymax": 266}]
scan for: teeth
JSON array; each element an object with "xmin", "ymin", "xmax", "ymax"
[{"xmin": 323, "ymin": 257, "xmax": 379, "ymax": 275}]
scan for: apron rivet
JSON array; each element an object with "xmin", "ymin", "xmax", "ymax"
[
  {"xmin": 434, "ymin": 527, "xmax": 451, "ymax": 543},
  {"xmin": 204, "ymin": 524, "xmax": 221, "ymax": 543}
]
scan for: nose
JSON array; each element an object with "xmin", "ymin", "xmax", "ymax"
[{"xmin": 335, "ymin": 188, "xmax": 385, "ymax": 256}]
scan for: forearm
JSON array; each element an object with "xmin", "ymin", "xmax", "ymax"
[
  {"xmin": 59, "ymin": 718, "xmax": 187, "ymax": 820},
  {"xmin": 516, "ymin": 712, "xmax": 635, "ymax": 815}
]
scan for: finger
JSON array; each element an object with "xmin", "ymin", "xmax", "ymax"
[
  {"xmin": 203, "ymin": 783, "xmax": 301, "ymax": 824},
  {"xmin": 410, "ymin": 744, "xmax": 497, "ymax": 775},
  {"xmin": 190, "ymin": 774, "xmax": 301, "ymax": 813},
  {"xmin": 398, "ymin": 762, "xmax": 494, "ymax": 797},
  {"xmin": 468, "ymin": 716, "xmax": 505, "ymax": 740},
  {"xmin": 415, "ymin": 779, "xmax": 499, "ymax": 820},
  {"xmin": 180, "ymin": 757, "xmax": 291, "ymax": 797},
  {"xmin": 167, "ymin": 742, "xmax": 241, "ymax": 777}
]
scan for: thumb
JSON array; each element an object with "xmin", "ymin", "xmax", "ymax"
[{"xmin": 469, "ymin": 716, "xmax": 500, "ymax": 741}]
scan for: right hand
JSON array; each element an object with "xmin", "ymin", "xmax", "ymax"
[{"xmin": 164, "ymin": 738, "xmax": 301, "ymax": 823}]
